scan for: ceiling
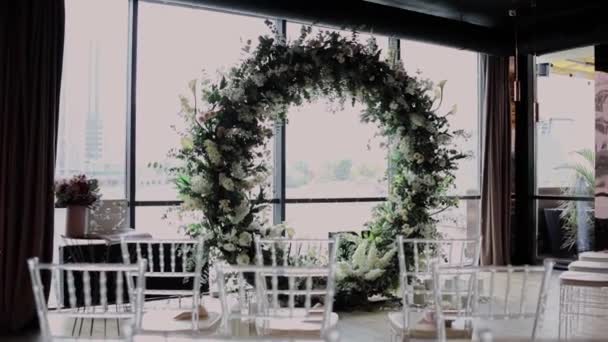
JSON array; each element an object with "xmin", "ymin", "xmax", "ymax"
[
  {"xmin": 364, "ymin": 0, "xmax": 608, "ymax": 54},
  {"xmin": 163, "ymin": 0, "xmax": 608, "ymax": 55},
  {"xmin": 364, "ymin": 0, "xmax": 581, "ymax": 29}
]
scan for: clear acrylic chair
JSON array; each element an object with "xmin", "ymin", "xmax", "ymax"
[
  {"xmin": 389, "ymin": 235, "xmax": 481, "ymax": 341},
  {"xmin": 432, "ymin": 259, "xmax": 555, "ymax": 342},
  {"xmin": 254, "ymin": 236, "xmax": 340, "ymax": 268},
  {"xmin": 120, "ymin": 236, "xmax": 208, "ymax": 331},
  {"xmin": 215, "ymin": 264, "xmax": 338, "ymax": 339},
  {"xmin": 558, "ymin": 270, "xmax": 608, "ymax": 340},
  {"xmin": 27, "ymin": 257, "xmax": 146, "ymax": 341}
]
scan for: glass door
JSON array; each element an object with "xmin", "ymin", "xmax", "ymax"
[{"xmin": 534, "ymin": 46, "xmax": 595, "ymax": 262}]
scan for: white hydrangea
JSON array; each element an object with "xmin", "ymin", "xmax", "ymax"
[
  {"xmin": 250, "ymin": 73, "xmax": 266, "ymax": 87},
  {"xmin": 230, "ymin": 199, "xmax": 250, "ymax": 224},
  {"xmin": 247, "ymin": 220, "xmax": 262, "ymax": 231},
  {"xmin": 364, "ymin": 269, "xmax": 385, "ymax": 281},
  {"xmin": 183, "ymin": 196, "xmax": 203, "ymax": 210},
  {"xmin": 219, "ymin": 173, "xmax": 235, "ymax": 191},
  {"xmin": 231, "ymin": 163, "xmax": 247, "ymax": 179},
  {"xmin": 219, "ymin": 199, "xmax": 231, "ymax": 213},
  {"xmin": 203, "ymin": 140, "xmax": 222, "ymax": 165},
  {"xmin": 238, "ymin": 231, "xmax": 253, "ymax": 247},
  {"xmin": 236, "ymin": 253, "xmax": 251, "ymax": 265},
  {"xmin": 222, "ymin": 243, "xmax": 236, "ymax": 252},
  {"xmin": 410, "ymin": 113, "xmax": 426, "ymax": 127},
  {"xmin": 191, "ymin": 175, "xmax": 211, "ymax": 195}
]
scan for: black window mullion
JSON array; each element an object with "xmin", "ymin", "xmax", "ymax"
[
  {"xmin": 273, "ymin": 18, "xmax": 287, "ymax": 225},
  {"xmin": 126, "ymin": 0, "xmax": 139, "ymax": 229}
]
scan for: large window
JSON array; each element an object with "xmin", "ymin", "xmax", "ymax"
[
  {"xmin": 56, "ymin": 0, "xmax": 128, "ymax": 199},
  {"xmin": 135, "ymin": 3, "xmax": 271, "ymax": 236},
  {"xmin": 55, "ymin": 0, "xmax": 129, "ymax": 258},
  {"xmin": 57, "ymin": 2, "xmax": 482, "ymax": 242},
  {"xmin": 400, "ymin": 40, "xmax": 481, "ymax": 238},
  {"xmin": 535, "ymin": 47, "xmax": 595, "ymax": 260}
]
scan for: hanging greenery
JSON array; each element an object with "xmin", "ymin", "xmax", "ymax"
[{"xmin": 167, "ymin": 21, "xmax": 466, "ymax": 303}]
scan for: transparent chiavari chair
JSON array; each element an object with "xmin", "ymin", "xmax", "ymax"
[
  {"xmin": 215, "ymin": 265, "xmax": 338, "ymax": 339},
  {"xmin": 432, "ymin": 259, "xmax": 555, "ymax": 342},
  {"xmin": 390, "ymin": 235, "xmax": 481, "ymax": 341},
  {"xmin": 254, "ymin": 237, "xmax": 340, "ymax": 268},
  {"xmin": 27, "ymin": 257, "xmax": 146, "ymax": 341},
  {"xmin": 120, "ymin": 236, "xmax": 208, "ymax": 332},
  {"xmin": 558, "ymin": 271, "xmax": 608, "ymax": 340}
]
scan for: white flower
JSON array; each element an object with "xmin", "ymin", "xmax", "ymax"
[
  {"xmin": 183, "ymin": 196, "xmax": 203, "ymax": 210},
  {"xmin": 219, "ymin": 173, "xmax": 235, "ymax": 191},
  {"xmin": 226, "ymin": 86, "xmax": 245, "ymax": 102},
  {"xmin": 335, "ymin": 262, "xmax": 352, "ymax": 282},
  {"xmin": 285, "ymin": 227, "xmax": 295, "ymax": 238},
  {"xmin": 191, "ymin": 175, "xmax": 211, "ymax": 195},
  {"xmin": 204, "ymin": 140, "xmax": 222, "ymax": 165},
  {"xmin": 437, "ymin": 134, "xmax": 452, "ymax": 145},
  {"xmin": 238, "ymin": 232, "xmax": 253, "ymax": 247},
  {"xmin": 230, "ymin": 199, "xmax": 250, "ymax": 224},
  {"xmin": 247, "ymin": 221, "xmax": 262, "ymax": 232},
  {"xmin": 389, "ymin": 102, "xmax": 398, "ymax": 110},
  {"xmin": 410, "ymin": 113, "xmax": 426, "ymax": 127},
  {"xmin": 222, "ymin": 243, "xmax": 236, "ymax": 252},
  {"xmin": 231, "ymin": 163, "xmax": 247, "ymax": 179},
  {"xmin": 219, "ymin": 199, "xmax": 231, "ymax": 213},
  {"xmin": 250, "ymin": 73, "xmax": 266, "ymax": 87},
  {"xmin": 203, "ymin": 230, "xmax": 215, "ymax": 241},
  {"xmin": 236, "ymin": 253, "xmax": 251, "ymax": 265},
  {"xmin": 352, "ymin": 240, "xmax": 369, "ymax": 270},
  {"xmin": 364, "ymin": 268, "xmax": 385, "ymax": 281}
]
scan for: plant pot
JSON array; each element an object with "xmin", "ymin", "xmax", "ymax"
[{"xmin": 65, "ymin": 205, "xmax": 89, "ymax": 238}]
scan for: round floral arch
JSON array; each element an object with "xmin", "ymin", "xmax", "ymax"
[{"xmin": 168, "ymin": 22, "xmax": 465, "ymax": 303}]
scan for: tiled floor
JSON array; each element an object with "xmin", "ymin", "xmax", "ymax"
[{"xmin": 5, "ymin": 272, "xmax": 608, "ymax": 341}]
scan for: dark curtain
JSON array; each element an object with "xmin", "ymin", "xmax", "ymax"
[
  {"xmin": 0, "ymin": 0, "xmax": 65, "ymax": 333},
  {"xmin": 480, "ymin": 55, "xmax": 512, "ymax": 265}
]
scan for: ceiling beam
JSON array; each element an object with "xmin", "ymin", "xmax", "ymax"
[
  {"xmin": 517, "ymin": 3, "xmax": 608, "ymax": 55},
  {"xmin": 152, "ymin": 0, "xmax": 512, "ymax": 55}
]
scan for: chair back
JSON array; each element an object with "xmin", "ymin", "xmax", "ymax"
[
  {"xmin": 254, "ymin": 237, "xmax": 340, "ymax": 268},
  {"xmin": 120, "ymin": 236, "xmax": 205, "ymax": 330},
  {"xmin": 395, "ymin": 235, "xmax": 481, "ymax": 333},
  {"xmin": 432, "ymin": 259, "xmax": 555, "ymax": 342},
  {"xmin": 27, "ymin": 257, "xmax": 146, "ymax": 340},
  {"xmin": 216, "ymin": 264, "xmax": 337, "ymax": 338}
]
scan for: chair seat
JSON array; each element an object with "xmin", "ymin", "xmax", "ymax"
[
  {"xmin": 256, "ymin": 311, "xmax": 339, "ymax": 338},
  {"xmin": 560, "ymin": 271, "xmax": 608, "ymax": 287},
  {"xmin": 140, "ymin": 309, "xmax": 221, "ymax": 332},
  {"xmin": 388, "ymin": 312, "xmax": 472, "ymax": 340},
  {"xmin": 568, "ymin": 260, "xmax": 608, "ymax": 273},
  {"xmin": 579, "ymin": 251, "xmax": 608, "ymax": 263}
]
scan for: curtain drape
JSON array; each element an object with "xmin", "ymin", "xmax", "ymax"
[
  {"xmin": 0, "ymin": 0, "xmax": 65, "ymax": 333},
  {"xmin": 480, "ymin": 54, "xmax": 512, "ymax": 266}
]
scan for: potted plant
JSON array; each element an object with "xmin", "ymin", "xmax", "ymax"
[
  {"xmin": 54, "ymin": 174, "xmax": 101, "ymax": 238},
  {"xmin": 555, "ymin": 149, "xmax": 595, "ymax": 253}
]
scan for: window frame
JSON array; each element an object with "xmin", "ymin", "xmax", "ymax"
[{"xmin": 120, "ymin": 0, "xmax": 482, "ymax": 233}]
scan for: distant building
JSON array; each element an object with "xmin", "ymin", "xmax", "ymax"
[{"xmin": 85, "ymin": 41, "xmax": 103, "ymax": 165}]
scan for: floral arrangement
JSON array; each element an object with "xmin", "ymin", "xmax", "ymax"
[
  {"xmin": 167, "ymin": 22, "xmax": 465, "ymax": 302},
  {"xmin": 334, "ymin": 233, "xmax": 397, "ymax": 307},
  {"xmin": 54, "ymin": 174, "xmax": 101, "ymax": 208}
]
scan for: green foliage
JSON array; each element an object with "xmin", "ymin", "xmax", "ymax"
[
  {"xmin": 556, "ymin": 148, "xmax": 595, "ymax": 250},
  {"xmin": 166, "ymin": 21, "xmax": 465, "ymax": 300}
]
